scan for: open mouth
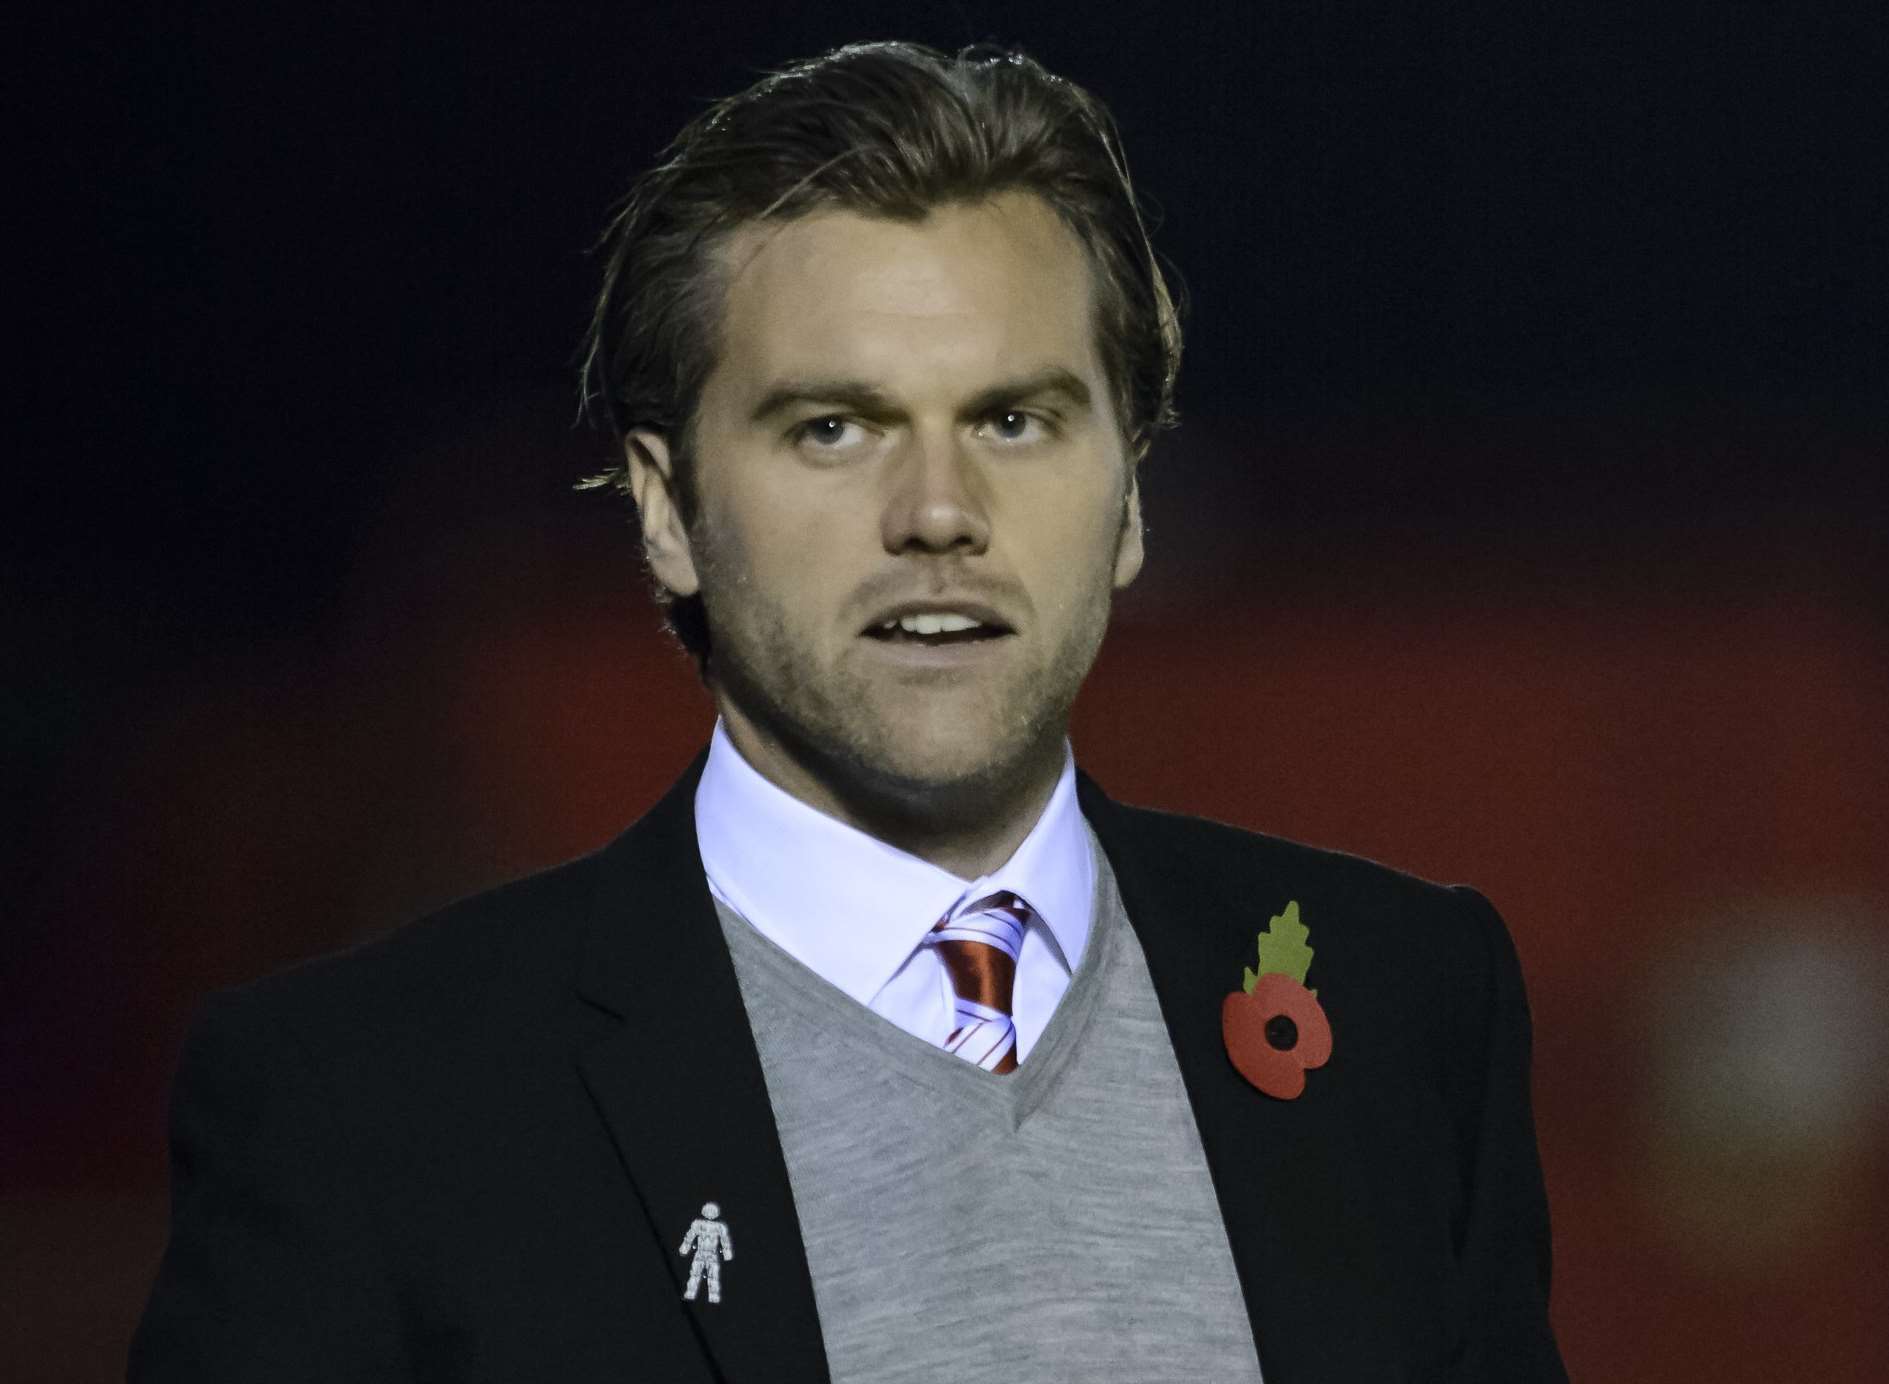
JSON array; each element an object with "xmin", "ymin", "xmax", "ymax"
[
  {"xmin": 861, "ymin": 612, "xmax": 1014, "ymax": 647},
  {"xmin": 865, "ymin": 626, "xmax": 1012, "ymax": 649}
]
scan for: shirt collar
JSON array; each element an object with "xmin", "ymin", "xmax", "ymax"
[{"xmin": 693, "ymin": 719, "xmax": 1094, "ymax": 1007}]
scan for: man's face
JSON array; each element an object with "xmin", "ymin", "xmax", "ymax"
[{"xmin": 634, "ymin": 191, "xmax": 1143, "ymax": 819}]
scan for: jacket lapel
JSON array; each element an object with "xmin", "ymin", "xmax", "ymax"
[
  {"xmin": 1079, "ymin": 772, "xmax": 1405, "ymax": 1384},
  {"xmin": 575, "ymin": 755, "xmax": 831, "ymax": 1384},
  {"xmin": 569, "ymin": 758, "xmax": 1402, "ymax": 1381}
]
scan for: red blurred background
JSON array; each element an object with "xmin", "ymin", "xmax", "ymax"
[
  {"xmin": 7, "ymin": 4, "xmax": 1884, "ymax": 1379},
  {"xmin": 8, "ymin": 404, "xmax": 1884, "ymax": 1380}
]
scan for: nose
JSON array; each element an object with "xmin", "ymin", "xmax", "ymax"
[{"xmin": 880, "ymin": 431, "xmax": 992, "ymax": 556}]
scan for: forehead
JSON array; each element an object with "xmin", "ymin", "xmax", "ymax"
[{"xmin": 706, "ymin": 191, "xmax": 1103, "ymax": 395}]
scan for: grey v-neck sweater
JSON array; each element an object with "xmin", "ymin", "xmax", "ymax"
[{"xmin": 713, "ymin": 829, "xmax": 1264, "ymax": 1384}]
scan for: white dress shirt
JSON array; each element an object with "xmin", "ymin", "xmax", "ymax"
[{"xmin": 693, "ymin": 720, "xmax": 1094, "ymax": 1062}]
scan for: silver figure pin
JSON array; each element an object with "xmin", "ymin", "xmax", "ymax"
[{"xmin": 679, "ymin": 1201, "xmax": 733, "ymax": 1304}]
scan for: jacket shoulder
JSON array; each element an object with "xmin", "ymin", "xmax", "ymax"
[
  {"xmin": 203, "ymin": 843, "xmax": 617, "ymax": 1056},
  {"xmin": 1094, "ymin": 793, "xmax": 1486, "ymax": 919},
  {"xmin": 1084, "ymin": 789, "xmax": 1524, "ymax": 1040}
]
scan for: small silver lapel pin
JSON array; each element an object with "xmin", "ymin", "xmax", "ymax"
[{"xmin": 679, "ymin": 1201, "xmax": 733, "ymax": 1304}]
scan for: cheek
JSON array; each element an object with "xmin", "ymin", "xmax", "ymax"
[
  {"xmin": 703, "ymin": 492, "xmax": 861, "ymax": 617},
  {"xmin": 1021, "ymin": 518, "xmax": 1125, "ymax": 620},
  {"xmin": 1061, "ymin": 484, "xmax": 1134, "ymax": 572}
]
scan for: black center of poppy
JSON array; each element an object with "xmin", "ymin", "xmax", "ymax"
[{"xmin": 1264, "ymin": 1014, "xmax": 1299, "ymax": 1051}]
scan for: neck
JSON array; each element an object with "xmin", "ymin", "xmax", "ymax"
[{"xmin": 715, "ymin": 710, "xmax": 1065, "ymax": 879}]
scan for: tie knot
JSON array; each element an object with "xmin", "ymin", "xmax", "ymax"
[
  {"xmin": 931, "ymin": 890, "xmax": 1031, "ymax": 963},
  {"xmin": 927, "ymin": 892, "xmax": 1034, "ymax": 1073}
]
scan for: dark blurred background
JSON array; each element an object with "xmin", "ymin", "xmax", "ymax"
[{"xmin": 6, "ymin": 3, "xmax": 1885, "ymax": 1379}]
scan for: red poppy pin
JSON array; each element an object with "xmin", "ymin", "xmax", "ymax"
[{"xmin": 1222, "ymin": 900, "xmax": 1332, "ymax": 1099}]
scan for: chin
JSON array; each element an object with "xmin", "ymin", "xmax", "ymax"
[
  {"xmin": 873, "ymin": 742, "xmax": 1008, "ymax": 795},
  {"xmin": 846, "ymin": 715, "xmax": 1059, "ymax": 814}
]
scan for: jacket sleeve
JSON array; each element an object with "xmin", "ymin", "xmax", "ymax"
[
  {"xmin": 129, "ymin": 989, "xmax": 410, "ymax": 1382},
  {"xmin": 1446, "ymin": 886, "xmax": 1569, "ymax": 1384}
]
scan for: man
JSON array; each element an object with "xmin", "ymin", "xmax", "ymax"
[{"xmin": 132, "ymin": 41, "xmax": 1567, "ymax": 1382}]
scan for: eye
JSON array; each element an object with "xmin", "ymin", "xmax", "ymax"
[
  {"xmin": 980, "ymin": 410, "xmax": 1052, "ymax": 445},
  {"xmin": 790, "ymin": 415, "xmax": 867, "ymax": 452}
]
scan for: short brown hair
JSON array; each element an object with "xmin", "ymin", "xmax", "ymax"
[{"xmin": 579, "ymin": 40, "xmax": 1183, "ymax": 663}]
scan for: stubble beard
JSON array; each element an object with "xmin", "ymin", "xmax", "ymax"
[{"xmin": 695, "ymin": 541, "xmax": 1116, "ymax": 837}]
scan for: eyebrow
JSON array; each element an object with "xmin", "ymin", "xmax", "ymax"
[{"xmin": 747, "ymin": 366, "xmax": 1093, "ymax": 426}]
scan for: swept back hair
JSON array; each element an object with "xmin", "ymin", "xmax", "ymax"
[{"xmin": 578, "ymin": 40, "xmax": 1183, "ymax": 665}]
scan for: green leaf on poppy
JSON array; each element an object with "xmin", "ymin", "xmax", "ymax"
[{"xmin": 1242, "ymin": 899, "xmax": 1315, "ymax": 991}]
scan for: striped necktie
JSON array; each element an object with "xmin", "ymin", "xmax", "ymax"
[{"xmin": 927, "ymin": 890, "xmax": 1033, "ymax": 1074}]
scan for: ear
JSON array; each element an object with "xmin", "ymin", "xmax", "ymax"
[
  {"xmin": 625, "ymin": 429, "xmax": 701, "ymax": 598},
  {"xmin": 1112, "ymin": 472, "xmax": 1145, "ymax": 589}
]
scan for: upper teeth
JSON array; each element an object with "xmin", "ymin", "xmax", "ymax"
[{"xmin": 883, "ymin": 612, "xmax": 984, "ymax": 635}]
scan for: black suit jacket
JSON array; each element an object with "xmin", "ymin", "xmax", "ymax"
[{"xmin": 131, "ymin": 757, "xmax": 1566, "ymax": 1382}]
